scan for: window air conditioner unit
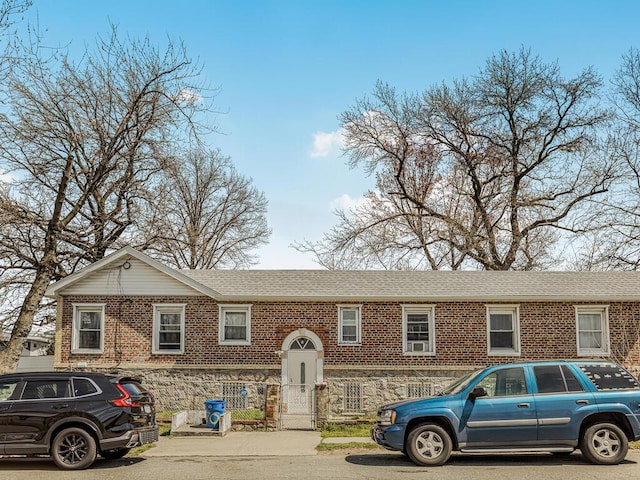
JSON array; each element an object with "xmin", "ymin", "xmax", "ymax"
[{"xmin": 408, "ymin": 341, "xmax": 428, "ymax": 353}]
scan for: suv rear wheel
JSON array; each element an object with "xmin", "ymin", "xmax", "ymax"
[
  {"xmin": 406, "ymin": 423, "xmax": 452, "ymax": 466},
  {"xmin": 580, "ymin": 423, "xmax": 628, "ymax": 465},
  {"xmin": 51, "ymin": 427, "xmax": 97, "ymax": 470}
]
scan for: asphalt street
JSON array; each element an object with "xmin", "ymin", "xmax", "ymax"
[{"xmin": 1, "ymin": 450, "xmax": 640, "ymax": 480}]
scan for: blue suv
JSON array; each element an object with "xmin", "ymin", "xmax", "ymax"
[{"xmin": 371, "ymin": 361, "xmax": 640, "ymax": 466}]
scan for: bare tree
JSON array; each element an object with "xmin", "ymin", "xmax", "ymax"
[
  {"xmin": 295, "ymin": 143, "xmax": 471, "ymax": 270},
  {"xmin": 301, "ymin": 49, "xmax": 616, "ymax": 270},
  {"xmin": 0, "ymin": 0, "xmax": 35, "ymax": 350},
  {"xmin": 579, "ymin": 48, "xmax": 640, "ymax": 270},
  {"xmin": 137, "ymin": 148, "xmax": 270, "ymax": 269},
  {"xmin": 0, "ymin": 0, "xmax": 30, "ymax": 74},
  {"xmin": 0, "ymin": 27, "xmax": 210, "ymax": 372}
]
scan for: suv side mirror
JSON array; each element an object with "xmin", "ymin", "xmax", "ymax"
[{"xmin": 469, "ymin": 386, "xmax": 487, "ymax": 400}]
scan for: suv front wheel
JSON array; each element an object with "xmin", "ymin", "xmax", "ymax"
[
  {"xmin": 51, "ymin": 427, "xmax": 97, "ymax": 470},
  {"xmin": 406, "ymin": 423, "xmax": 452, "ymax": 466},
  {"xmin": 580, "ymin": 423, "xmax": 628, "ymax": 465}
]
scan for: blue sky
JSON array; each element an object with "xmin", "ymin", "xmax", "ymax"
[{"xmin": 25, "ymin": 0, "xmax": 640, "ymax": 268}]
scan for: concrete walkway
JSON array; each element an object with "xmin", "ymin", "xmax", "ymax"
[
  {"xmin": 143, "ymin": 431, "xmax": 321, "ymax": 457},
  {"xmin": 142, "ymin": 431, "xmax": 375, "ymax": 458}
]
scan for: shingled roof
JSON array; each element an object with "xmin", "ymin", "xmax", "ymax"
[{"xmin": 179, "ymin": 269, "xmax": 640, "ymax": 302}]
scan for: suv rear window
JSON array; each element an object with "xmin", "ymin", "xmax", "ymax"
[
  {"xmin": 579, "ymin": 364, "xmax": 640, "ymax": 390},
  {"xmin": 118, "ymin": 380, "xmax": 146, "ymax": 395},
  {"xmin": 72, "ymin": 378, "xmax": 98, "ymax": 397}
]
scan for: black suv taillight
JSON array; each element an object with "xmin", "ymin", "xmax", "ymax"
[{"xmin": 110, "ymin": 383, "xmax": 141, "ymax": 407}]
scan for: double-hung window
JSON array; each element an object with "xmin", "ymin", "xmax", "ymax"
[
  {"xmin": 152, "ymin": 304, "xmax": 186, "ymax": 354},
  {"xmin": 72, "ymin": 304, "xmax": 105, "ymax": 354},
  {"xmin": 338, "ymin": 305, "xmax": 361, "ymax": 344},
  {"xmin": 575, "ymin": 305, "xmax": 609, "ymax": 356},
  {"xmin": 219, "ymin": 304, "xmax": 252, "ymax": 345},
  {"xmin": 402, "ymin": 305, "xmax": 436, "ymax": 355},
  {"xmin": 486, "ymin": 305, "xmax": 520, "ymax": 356}
]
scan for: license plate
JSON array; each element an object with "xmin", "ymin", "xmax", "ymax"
[{"xmin": 143, "ymin": 405, "xmax": 151, "ymax": 413}]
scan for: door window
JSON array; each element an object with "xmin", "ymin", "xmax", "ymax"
[
  {"xmin": 20, "ymin": 380, "xmax": 70, "ymax": 400},
  {"xmin": 0, "ymin": 380, "xmax": 20, "ymax": 401},
  {"xmin": 476, "ymin": 367, "xmax": 527, "ymax": 397},
  {"xmin": 534, "ymin": 365, "xmax": 584, "ymax": 393},
  {"xmin": 290, "ymin": 337, "xmax": 315, "ymax": 350}
]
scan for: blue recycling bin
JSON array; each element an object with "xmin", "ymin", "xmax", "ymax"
[{"xmin": 204, "ymin": 399, "xmax": 226, "ymax": 429}]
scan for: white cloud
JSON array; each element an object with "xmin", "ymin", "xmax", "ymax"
[
  {"xmin": 0, "ymin": 170, "xmax": 17, "ymax": 184},
  {"xmin": 310, "ymin": 129, "xmax": 344, "ymax": 158},
  {"xmin": 330, "ymin": 193, "xmax": 370, "ymax": 211}
]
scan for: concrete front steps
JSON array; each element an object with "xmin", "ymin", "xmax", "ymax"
[{"xmin": 171, "ymin": 410, "xmax": 232, "ymax": 437}]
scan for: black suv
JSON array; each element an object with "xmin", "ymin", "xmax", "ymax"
[{"xmin": 0, "ymin": 372, "xmax": 158, "ymax": 470}]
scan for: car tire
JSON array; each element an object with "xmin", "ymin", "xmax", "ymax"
[
  {"xmin": 580, "ymin": 423, "xmax": 628, "ymax": 465},
  {"xmin": 51, "ymin": 427, "xmax": 97, "ymax": 470},
  {"xmin": 406, "ymin": 423, "xmax": 452, "ymax": 466},
  {"xmin": 101, "ymin": 447, "xmax": 131, "ymax": 460}
]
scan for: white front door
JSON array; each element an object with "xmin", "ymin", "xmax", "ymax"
[{"xmin": 286, "ymin": 349, "xmax": 317, "ymax": 414}]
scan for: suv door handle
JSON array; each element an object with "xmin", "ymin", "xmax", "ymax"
[
  {"xmin": 517, "ymin": 403, "xmax": 530, "ymax": 408},
  {"xmin": 576, "ymin": 399, "xmax": 589, "ymax": 405},
  {"xmin": 52, "ymin": 404, "xmax": 69, "ymax": 409}
]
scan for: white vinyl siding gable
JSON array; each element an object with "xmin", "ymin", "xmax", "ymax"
[
  {"xmin": 71, "ymin": 304, "xmax": 105, "ymax": 354},
  {"xmin": 402, "ymin": 305, "xmax": 436, "ymax": 355},
  {"xmin": 576, "ymin": 305, "xmax": 610, "ymax": 356},
  {"xmin": 152, "ymin": 304, "xmax": 186, "ymax": 354},
  {"xmin": 486, "ymin": 305, "xmax": 521, "ymax": 356},
  {"xmin": 62, "ymin": 258, "xmax": 201, "ymax": 296},
  {"xmin": 338, "ymin": 305, "xmax": 361, "ymax": 345},
  {"xmin": 219, "ymin": 305, "xmax": 252, "ymax": 345}
]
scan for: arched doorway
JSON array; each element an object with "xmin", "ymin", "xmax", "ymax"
[
  {"xmin": 280, "ymin": 329, "xmax": 324, "ymax": 428},
  {"xmin": 288, "ymin": 337, "xmax": 317, "ymax": 394}
]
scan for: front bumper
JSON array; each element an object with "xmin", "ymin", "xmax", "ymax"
[{"xmin": 371, "ymin": 424, "xmax": 405, "ymax": 451}]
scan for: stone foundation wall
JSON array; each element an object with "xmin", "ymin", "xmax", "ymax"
[{"xmin": 321, "ymin": 368, "xmax": 468, "ymax": 420}]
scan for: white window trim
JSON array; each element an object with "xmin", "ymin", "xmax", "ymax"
[
  {"xmin": 337, "ymin": 304, "xmax": 362, "ymax": 345},
  {"xmin": 402, "ymin": 304, "xmax": 436, "ymax": 356},
  {"xmin": 575, "ymin": 305, "xmax": 610, "ymax": 356},
  {"xmin": 71, "ymin": 303, "xmax": 105, "ymax": 354},
  {"xmin": 152, "ymin": 304, "xmax": 186, "ymax": 355},
  {"xmin": 218, "ymin": 304, "xmax": 252, "ymax": 346},
  {"xmin": 486, "ymin": 304, "xmax": 521, "ymax": 356}
]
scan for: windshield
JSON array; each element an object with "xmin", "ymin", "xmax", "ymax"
[{"xmin": 440, "ymin": 369, "xmax": 484, "ymax": 396}]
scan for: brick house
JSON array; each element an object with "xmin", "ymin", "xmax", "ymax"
[{"xmin": 45, "ymin": 246, "xmax": 640, "ymax": 426}]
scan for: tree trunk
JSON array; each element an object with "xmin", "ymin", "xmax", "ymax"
[{"xmin": 0, "ymin": 253, "xmax": 55, "ymax": 374}]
